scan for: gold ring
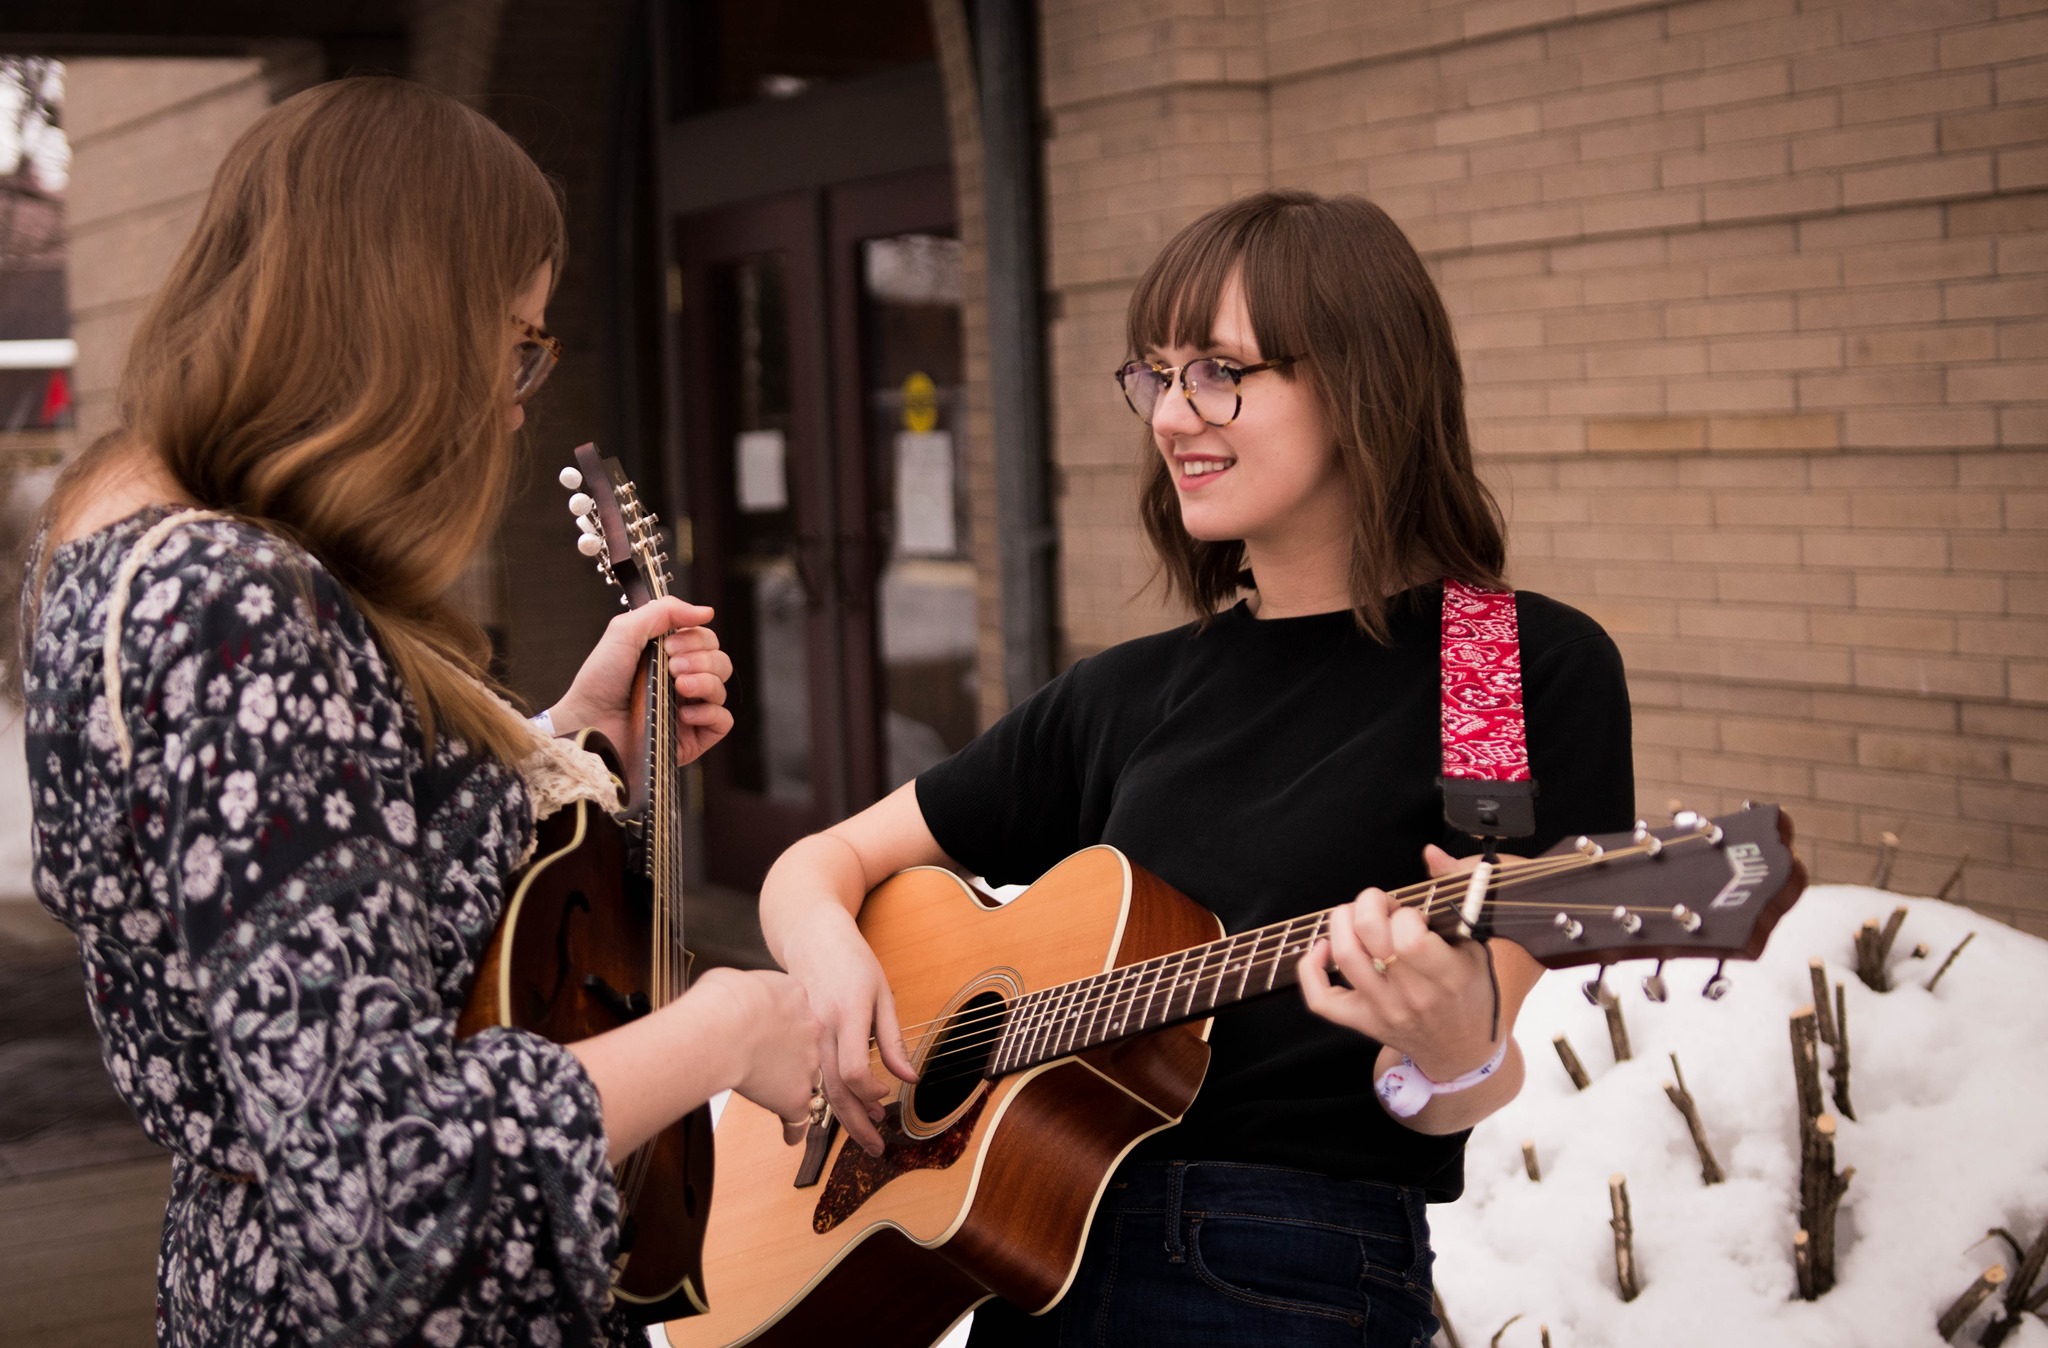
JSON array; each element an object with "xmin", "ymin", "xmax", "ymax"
[{"xmin": 1371, "ymin": 953, "xmax": 1399, "ymax": 976}]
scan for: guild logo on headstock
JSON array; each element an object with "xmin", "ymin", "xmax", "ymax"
[{"xmin": 1711, "ymin": 842, "xmax": 1769, "ymax": 910}]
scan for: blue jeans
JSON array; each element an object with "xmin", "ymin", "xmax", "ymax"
[{"xmin": 965, "ymin": 1161, "xmax": 1441, "ymax": 1348}]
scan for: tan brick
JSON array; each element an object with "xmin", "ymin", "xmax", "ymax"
[
  {"xmin": 1813, "ymin": 765, "xmax": 1960, "ymax": 816},
  {"xmin": 1943, "ymin": 103, "xmax": 2048, "ymax": 154},
  {"xmin": 1801, "ymin": 368, "xmax": 1949, "ymax": 407},
  {"xmin": 1580, "ymin": 596, "xmax": 1681, "ymax": 635},
  {"xmin": 1667, "ymin": 296, "xmax": 1798, "ymax": 337},
  {"xmin": 1795, "ymin": 121, "xmax": 1940, "ymax": 173},
  {"xmin": 1851, "ymin": 491, "xmax": 2005, "ymax": 527},
  {"xmin": 1959, "ymin": 617, "xmax": 2048, "ymax": 657},
  {"xmin": 1663, "ymin": 61, "xmax": 1794, "ymax": 112},
  {"xmin": 1710, "ymin": 172, "xmax": 1850, "ymax": 223},
  {"xmin": 1998, "ymin": 145, "xmax": 2048, "ymax": 191},
  {"xmin": 1856, "ymin": 571, "xmax": 2005, "ymax": 612},
  {"xmin": 1957, "ymin": 780, "xmax": 2048, "ymax": 826},
  {"xmin": 1812, "ymin": 610, "xmax": 1959, "ymax": 650},
  {"xmin": 1950, "ymin": 361, "xmax": 2048, "ymax": 402},
  {"xmin": 2009, "ymin": 491, "xmax": 2048, "ymax": 527},
  {"xmin": 1799, "ymin": 204, "xmax": 1945, "ymax": 249},
  {"xmin": 1847, "ymin": 325, "xmax": 1998, "ymax": 366},
  {"xmin": 2016, "ymin": 660, "xmax": 2048, "ymax": 704},
  {"xmin": 1812, "ymin": 452, "xmax": 1958, "ymax": 487},
  {"xmin": 1672, "ymin": 527, "xmax": 1804, "ymax": 564},
  {"xmin": 1582, "ymin": 116, "xmax": 1704, "ymax": 162},
  {"xmin": 1636, "ymin": 708, "xmax": 1721, "ymax": 750},
  {"xmin": 1705, "ymin": 93, "xmax": 1840, "ymax": 146},
  {"xmin": 1590, "ymin": 491, "xmax": 1717, "ymax": 526},
  {"xmin": 1717, "ymin": 568, "xmax": 1857, "ymax": 606},
  {"xmin": 2004, "ymin": 406, "xmax": 2048, "ymax": 446},
  {"xmin": 1586, "ymin": 417, "xmax": 1708, "ymax": 452},
  {"xmin": 1955, "ymin": 533, "xmax": 2048, "ymax": 573},
  {"xmin": 1473, "ymin": 417, "xmax": 1587, "ymax": 455},
  {"xmin": 1668, "ymin": 374, "xmax": 1799, "ymax": 413},
  {"xmin": 1940, "ymin": 13, "xmax": 2048, "ymax": 68},
  {"xmin": 1456, "ymin": 313, "xmax": 1549, "ymax": 350},
  {"xmin": 1663, "ymin": 140, "xmax": 1790, "ymax": 187},
  {"xmin": 1714, "ymin": 489, "xmax": 1851, "ymax": 526},
  {"xmin": 1844, "ymin": 407, "xmax": 2000, "ymax": 447},
  {"xmin": 1436, "ymin": 170, "xmax": 1546, "ymax": 215},
  {"xmin": 1842, "ymin": 69, "xmax": 1994, "ymax": 123},
  {"xmin": 1948, "ymin": 191, "xmax": 2048, "ymax": 237},
  {"xmin": 1541, "ymin": 158, "xmax": 1663, "ymax": 202},
  {"xmin": 1799, "ymin": 287, "xmax": 1946, "ymax": 329},
  {"xmin": 1579, "ymin": 34, "xmax": 1705, "ymax": 88},
  {"xmin": 1794, "ymin": 35, "xmax": 1940, "ymax": 91},
  {"xmin": 1804, "ymin": 529, "xmax": 1950, "ymax": 568},
  {"xmin": 1437, "ymin": 104, "xmax": 1544, "ymax": 146},
  {"xmin": 1843, "ymin": 238, "xmax": 1998, "ymax": 288},
  {"xmin": 1469, "ymin": 347, "xmax": 1588, "ymax": 383},
  {"xmin": 1710, "ymin": 333, "xmax": 1844, "ymax": 371},
  {"xmin": 1556, "ymin": 457, "xmax": 1685, "ymax": 488},
  {"xmin": 1679, "ymin": 454, "xmax": 1809, "ymax": 487},
  {"xmin": 1722, "ymin": 715, "xmax": 1858, "ymax": 761},
  {"xmin": 1593, "ymin": 564, "xmax": 1720, "ymax": 600},
  {"xmin": 1547, "ymin": 381, "xmax": 1667, "ymax": 417},
  {"xmin": 1544, "ymin": 308, "xmax": 1665, "ymax": 346},
  {"xmin": 1708, "ymin": 412, "xmax": 1843, "ymax": 449},
  {"xmin": 1681, "ymin": 679, "xmax": 1816, "ymax": 718},
  {"xmin": 1471, "ymin": 205, "xmax": 1586, "ymax": 248},
  {"xmin": 1811, "ymin": 687, "xmax": 1960, "ymax": 732},
  {"xmin": 1583, "ymin": 263, "xmax": 1709, "ymax": 305},
  {"xmin": 1707, "ymin": 252, "xmax": 1842, "ymax": 295},
  {"xmin": 2004, "ymin": 235, "xmax": 2048, "ymax": 276},
  {"xmin": 1679, "ymin": 601, "xmax": 1810, "ymax": 642},
  {"xmin": 1718, "ymin": 639, "xmax": 1856, "ymax": 683},
  {"xmin": 1854, "ymin": 649, "xmax": 2007, "ymax": 697},
  {"xmin": 1999, "ymin": 55, "xmax": 2048, "ymax": 103},
  {"xmin": 1842, "ymin": 154, "xmax": 1995, "ymax": 207},
  {"xmin": 1678, "ymin": 749, "xmax": 1816, "ymax": 798},
  {"xmin": 1552, "ymin": 525, "xmax": 1677, "ymax": 560},
  {"xmin": 1585, "ymin": 343, "xmax": 1709, "ymax": 378},
  {"xmin": 2016, "ymin": 578, "xmax": 2048, "ymax": 615},
  {"xmin": 1857, "ymin": 728, "xmax": 2007, "ymax": 777},
  {"xmin": 1702, "ymin": 10, "xmax": 1843, "ymax": 66},
  {"xmin": 1972, "ymin": 701, "xmax": 2048, "ymax": 742},
  {"xmin": 1582, "ymin": 188, "xmax": 1707, "ymax": 235}
]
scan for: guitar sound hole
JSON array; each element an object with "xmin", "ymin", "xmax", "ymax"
[{"xmin": 906, "ymin": 990, "xmax": 1007, "ymax": 1128}]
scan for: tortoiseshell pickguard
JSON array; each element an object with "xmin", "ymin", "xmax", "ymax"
[{"xmin": 812, "ymin": 1092, "xmax": 989, "ymax": 1234}]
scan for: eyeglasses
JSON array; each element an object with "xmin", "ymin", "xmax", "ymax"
[
  {"xmin": 1113, "ymin": 355, "xmax": 1296, "ymax": 428},
  {"xmin": 511, "ymin": 315, "xmax": 562, "ymax": 403}
]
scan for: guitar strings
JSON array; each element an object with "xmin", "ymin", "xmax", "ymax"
[
  {"xmin": 858, "ymin": 830, "xmax": 1750, "ymax": 1089},
  {"xmin": 861, "ymin": 830, "xmax": 1718, "ymax": 1059}
]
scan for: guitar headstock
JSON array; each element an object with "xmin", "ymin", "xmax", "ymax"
[
  {"xmin": 1444, "ymin": 803, "xmax": 1807, "ymax": 1002},
  {"xmin": 560, "ymin": 442, "xmax": 671, "ymax": 611}
]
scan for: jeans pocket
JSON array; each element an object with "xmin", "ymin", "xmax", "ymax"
[{"xmin": 1187, "ymin": 1213, "xmax": 1371, "ymax": 1329}]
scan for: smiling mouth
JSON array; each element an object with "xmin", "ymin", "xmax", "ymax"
[{"xmin": 1179, "ymin": 458, "xmax": 1234, "ymax": 481}]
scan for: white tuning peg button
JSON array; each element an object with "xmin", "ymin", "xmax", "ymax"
[
  {"xmin": 576, "ymin": 514, "xmax": 599, "ymax": 535},
  {"xmin": 577, "ymin": 533, "xmax": 605, "ymax": 557},
  {"xmin": 558, "ymin": 466, "xmax": 583, "ymax": 490},
  {"xmin": 569, "ymin": 493, "xmax": 594, "ymax": 517}
]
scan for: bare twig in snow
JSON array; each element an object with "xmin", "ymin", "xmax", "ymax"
[
  {"xmin": 1553, "ymin": 1034, "xmax": 1590, "ymax": 1091},
  {"xmin": 1522, "ymin": 1139, "xmax": 1541, "ymax": 1183},
  {"xmin": 1830, "ymin": 981, "xmax": 1855, "ymax": 1122},
  {"xmin": 1871, "ymin": 830, "xmax": 1900, "ymax": 890},
  {"xmin": 1610, "ymin": 1173, "xmax": 1641, "ymax": 1301},
  {"xmin": 1977, "ymin": 1223, "xmax": 2048, "ymax": 1347},
  {"xmin": 1663, "ymin": 1053, "xmax": 1724, "ymax": 1185},
  {"xmin": 1928, "ymin": 933, "xmax": 1976, "ymax": 993},
  {"xmin": 1488, "ymin": 1313, "xmax": 1520, "ymax": 1348},
  {"xmin": 1790, "ymin": 1005, "xmax": 1824, "ymax": 1127},
  {"xmin": 1433, "ymin": 1287, "xmax": 1462, "ymax": 1348},
  {"xmin": 1940, "ymin": 1265, "xmax": 2006, "ymax": 1341},
  {"xmin": 1937, "ymin": 851, "xmax": 1970, "ymax": 902},
  {"xmin": 1603, "ymin": 992, "xmax": 1631, "ymax": 1063},
  {"xmin": 1809, "ymin": 958, "xmax": 1837, "ymax": 1049},
  {"xmin": 1799, "ymin": 1115, "xmax": 1852, "ymax": 1299}
]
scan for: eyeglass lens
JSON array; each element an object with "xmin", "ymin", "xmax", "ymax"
[
  {"xmin": 514, "ymin": 342, "xmax": 555, "ymax": 402},
  {"xmin": 1118, "ymin": 359, "xmax": 1240, "ymax": 426}
]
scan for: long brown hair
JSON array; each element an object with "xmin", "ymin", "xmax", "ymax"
[
  {"xmin": 39, "ymin": 76, "xmax": 562, "ymax": 762},
  {"xmin": 1130, "ymin": 189, "xmax": 1505, "ymax": 640}
]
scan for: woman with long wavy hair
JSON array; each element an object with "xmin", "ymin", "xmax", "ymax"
[{"xmin": 22, "ymin": 76, "xmax": 819, "ymax": 1346}]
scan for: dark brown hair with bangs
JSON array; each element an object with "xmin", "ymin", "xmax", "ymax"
[{"xmin": 1131, "ymin": 189, "xmax": 1506, "ymax": 640}]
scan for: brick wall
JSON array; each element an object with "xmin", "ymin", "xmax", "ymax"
[
  {"xmin": 1038, "ymin": 0, "xmax": 2048, "ymax": 932},
  {"xmin": 63, "ymin": 58, "xmax": 277, "ymax": 447}
]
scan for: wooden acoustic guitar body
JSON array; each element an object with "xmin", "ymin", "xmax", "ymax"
[
  {"xmin": 669, "ymin": 846, "xmax": 1220, "ymax": 1348},
  {"xmin": 458, "ymin": 731, "xmax": 716, "ymax": 1322}
]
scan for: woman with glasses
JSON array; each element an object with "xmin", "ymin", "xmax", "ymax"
[
  {"xmin": 21, "ymin": 77, "xmax": 822, "ymax": 1347},
  {"xmin": 758, "ymin": 190, "xmax": 1634, "ymax": 1346}
]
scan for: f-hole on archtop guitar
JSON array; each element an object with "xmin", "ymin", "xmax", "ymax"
[
  {"xmin": 668, "ymin": 806, "xmax": 1805, "ymax": 1348},
  {"xmin": 458, "ymin": 442, "xmax": 714, "ymax": 1323}
]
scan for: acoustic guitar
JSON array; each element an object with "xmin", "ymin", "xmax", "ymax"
[
  {"xmin": 458, "ymin": 443, "xmax": 714, "ymax": 1322},
  {"xmin": 668, "ymin": 805, "xmax": 1806, "ymax": 1347}
]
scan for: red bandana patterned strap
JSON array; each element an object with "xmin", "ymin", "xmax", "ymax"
[{"xmin": 1441, "ymin": 578, "xmax": 1529, "ymax": 783}]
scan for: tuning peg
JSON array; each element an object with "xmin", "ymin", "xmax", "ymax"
[
  {"xmin": 559, "ymin": 466, "xmax": 583, "ymax": 489},
  {"xmin": 1702, "ymin": 960, "xmax": 1731, "ymax": 1000},
  {"xmin": 1642, "ymin": 960, "xmax": 1668, "ymax": 1003},
  {"xmin": 569, "ymin": 492, "xmax": 594, "ymax": 517},
  {"xmin": 576, "ymin": 513, "xmax": 599, "ymax": 536},
  {"xmin": 577, "ymin": 533, "xmax": 605, "ymax": 557},
  {"xmin": 1673, "ymin": 808, "xmax": 1704, "ymax": 830},
  {"xmin": 1581, "ymin": 967, "xmax": 1609, "ymax": 1006}
]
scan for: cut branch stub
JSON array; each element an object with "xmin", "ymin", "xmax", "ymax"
[
  {"xmin": 1928, "ymin": 932, "xmax": 1976, "ymax": 994},
  {"xmin": 1610, "ymin": 1172, "xmax": 1641, "ymax": 1303},
  {"xmin": 1664, "ymin": 1052, "xmax": 1725, "ymax": 1186},
  {"xmin": 1791, "ymin": 1005, "xmax": 1824, "ymax": 1126},
  {"xmin": 1522, "ymin": 1139, "xmax": 1541, "ymax": 1183},
  {"xmin": 1603, "ymin": 992, "xmax": 1632, "ymax": 1063},
  {"xmin": 1939, "ymin": 1265, "xmax": 2006, "ymax": 1341},
  {"xmin": 1809, "ymin": 958, "xmax": 1837, "ymax": 1048},
  {"xmin": 1978, "ymin": 1224, "xmax": 2048, "ymax": 1347},
  {"xmin": 1830, "ymin": 981, "xmax": 1855, "ymax": 1122},
  {"xmin": 1798, "ymin": 1114, "xmax": 1851, "ymax": 1299},
  {"xmin": 1554, "ymin": 1033, "xmax": 1591, "ymax": 1091}
]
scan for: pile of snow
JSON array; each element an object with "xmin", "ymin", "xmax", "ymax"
[{"xmin": 1434, "ymin": 884, "xmax": 2048, "ymax": 1348}]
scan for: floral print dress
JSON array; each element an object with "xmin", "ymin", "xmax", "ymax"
[{"xmin": 24, "ymin": 507, "xmax": 635, "ymax": 1346}]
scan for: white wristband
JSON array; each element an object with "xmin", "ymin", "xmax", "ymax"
[
  {"xmin": 530, "ymin": 708, "xmax": 557, "ymax": 738},
  {"xmin": 1374, "ymin": 1040, "xmax": 1510, "ymax": 1119}
]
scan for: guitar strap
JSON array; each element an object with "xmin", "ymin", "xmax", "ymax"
[
  {"xmin": 1440, "ymin": 577, "xmax": 1538, "ymax": 847},
  {"xmin": 1439, "ymin": 579, "xmax": 1539, "ymax": 1041}
]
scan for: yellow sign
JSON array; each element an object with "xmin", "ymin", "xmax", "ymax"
[{"xmin": 901, "ymin": 371, "xmax": 939, "ymax": 434}]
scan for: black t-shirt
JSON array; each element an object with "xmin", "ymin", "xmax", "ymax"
[{"xmin": 914, "ymin": 585, "xmax": 1634, "ymax": 1199}]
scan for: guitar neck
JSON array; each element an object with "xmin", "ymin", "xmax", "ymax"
[{"xmin": 643, "ymin": 642, "xmax": 688, "ymax": 1004}]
